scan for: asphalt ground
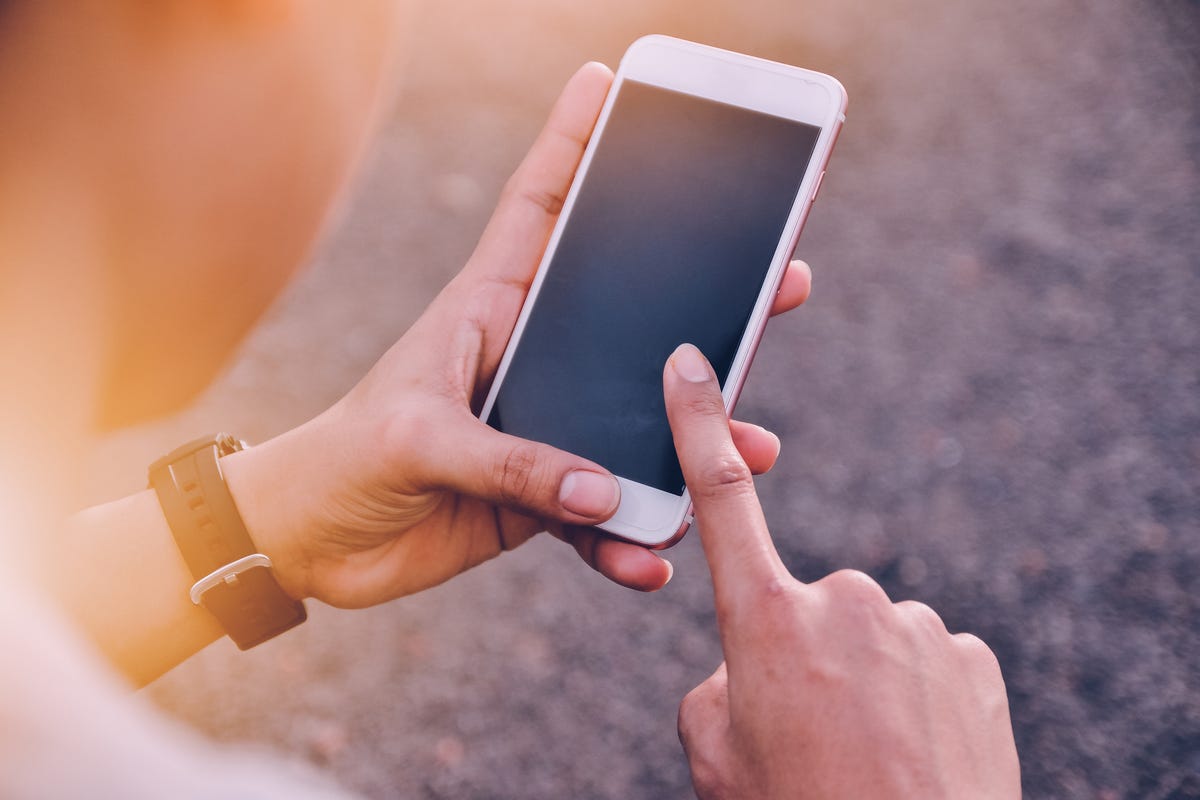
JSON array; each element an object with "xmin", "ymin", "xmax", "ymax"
[{"xmin": 86, "ymin": 1, "xmax": 1200, "ymax": 797}]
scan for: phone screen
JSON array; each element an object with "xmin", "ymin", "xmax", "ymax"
[{"xmin": 487, "ymin": 80, "xmax": 821, "ymax": 495}]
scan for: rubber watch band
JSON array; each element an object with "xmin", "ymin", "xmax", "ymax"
[{"xmin": 149, "ymin": 434, "xmax": 306, "ymax": 650}]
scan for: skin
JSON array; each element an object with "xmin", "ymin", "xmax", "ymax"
[
  {"xmin": 665, "ymin": 343, "xmax": 1022, "ymax": 798},
  {"xmin": 51, "ymin": 63, "xmax": 811, "ymax": 684},
  {"xmin": 221, "ymin": 63, "xmax": 811, "ymax": 607},
  {"xmin": 0, "ymin": 2, "xmax": 1019, "ymax": 794}
]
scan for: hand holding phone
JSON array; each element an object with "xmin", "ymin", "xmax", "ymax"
[
  {"xmin": 221, "ymin": 62, "xmax": 820, "ymax": 608},
  {"xmin": 664, "ymin": 344, "xmax": 1022, "ymax": 799},
  {"xmin": 482, "ymin": 36, "xmax": 846, "ymax": 546}
]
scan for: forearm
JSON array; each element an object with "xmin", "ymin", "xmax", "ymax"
[
  {"xmin": 54, "ymin": 489, "xmax": 225, "ymax": 687},
  {"xmin": 48, "ymin": 432, "xmax": 319, "ymax": 686}
]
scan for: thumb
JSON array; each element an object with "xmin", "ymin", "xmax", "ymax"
[
  {"xmin": 678, "ymin": 662, "xmax": 735, "ymax": 800},
  {"xmin": 421, "ymin": 415, "xmax": 621, "ymax": 524}
]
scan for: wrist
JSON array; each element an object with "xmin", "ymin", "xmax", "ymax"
[{"xmin": 220, "ymin": 432, "xmax": 314, "ymax": 602}]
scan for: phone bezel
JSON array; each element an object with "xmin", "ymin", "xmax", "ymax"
[{"xmin": 478, "ymin": 35, "xmax": 847, "ymax": 547}]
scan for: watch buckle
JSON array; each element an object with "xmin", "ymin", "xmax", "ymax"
[{"xmin": 189, "ymin": 553, "xmax": 275, "ymax": 606}]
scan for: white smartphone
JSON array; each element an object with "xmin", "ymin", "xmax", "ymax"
[{"xmin": 479, "ymin": 35, "xmax": 847, "ymax": 547}]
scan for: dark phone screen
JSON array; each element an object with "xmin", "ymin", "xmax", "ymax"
[{"xmin": 487, "ymin": 80, "xmax": 821, "ymax": 494}]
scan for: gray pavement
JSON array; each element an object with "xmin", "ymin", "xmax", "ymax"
[{"xmin": 87, "ymin": 1, "xmax": 1199, "ymax": 797}]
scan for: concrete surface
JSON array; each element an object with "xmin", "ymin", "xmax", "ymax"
[{"xmin": 87, "ymin": 0, "xmax": 1199, "ymax": 797}]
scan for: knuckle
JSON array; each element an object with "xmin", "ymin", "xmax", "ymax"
[
  {"xmin": 677, "ymin": 687, "xmax": 705, "ymax": 734},
  {"xmin": 748, "ymin": 574, "xmax": 801, "ymax": 615},
  {"xmin": 692, "ymin": 453, "xmax": 755, "ymax": 498},
  {"xmin": 494, "ymin": 442, "xmax": 544, "ymax": 506},
  {"xmin": 503, "ymin": 172, "xmax": 567, "ymax": 216},
  {"xmin": 677, "ymin": 672, "xmax": 726, "ymax": 740},
  {"xmin": 820, "ymin": 568, "xmax": 891, "ymax": 607},
  {"xmin": 689, "ymin": 761, "xmax": 729, "ymax": 800},
  {"xmin": 741, "ymin": 576, "xmax": 804, "ymax": 638},
  {"xmin": 680, "ymin": 390, "xmax": 728, "ymax": 420},
  {"xmin": 896, "ymin": 600, "xmax": 949, "ymax": 636},
  {"xmin": 954, "ymin": 632, "xmax": 1003, "ymax": 674},
  {"xmin": 678, "ymin": 729, "xmax": 730, "ymax": 800},
  {"xmin": 677, "ymin": 681, "xmax": 736, "ymax": 800},
  {"xmin": 523, "ymin": 185, "xmax": 567, "ymax": 216}
]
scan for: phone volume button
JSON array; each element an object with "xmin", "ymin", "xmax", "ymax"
[{"xmin": 811, "ymin": 170, "xmax": 826, "ymax": 203}]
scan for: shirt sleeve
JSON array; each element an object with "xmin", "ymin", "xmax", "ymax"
[{"xmin": 0, "ymin": 579, "xmax": 358, "ymax": 800}]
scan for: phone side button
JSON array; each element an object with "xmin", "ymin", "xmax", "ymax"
[{"xmin": 811, "ymin": 170, "xmax": 826, "ymax": 203}]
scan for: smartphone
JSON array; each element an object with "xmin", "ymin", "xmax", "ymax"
[{"xmin": 479, "ymin": 35, "xmax": 846, "ymax": 547}]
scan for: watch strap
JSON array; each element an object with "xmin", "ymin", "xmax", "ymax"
[{"xmin": 149, "ymin": 434, "xmax": 306, "ymax": 650}]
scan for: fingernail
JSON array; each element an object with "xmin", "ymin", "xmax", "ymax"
[
  {"xmin": 559, "ymin": 470, "xmax": 620, "ymax": 517},
  {"xmin": 671, "ymin": 344, "xmax": 710, "ymax": 383},
  {"xmin": 664, "ymin": 559, "xmax": 675, "ymax": 585}
]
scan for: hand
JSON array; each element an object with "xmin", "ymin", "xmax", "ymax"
[
  {"xmin": 221, "ymin": 63, "xmax": 815, "ymax": 608},
  {"xmin": 664, "ymin": 344, "xmax": 1021, "ymax": 799}
]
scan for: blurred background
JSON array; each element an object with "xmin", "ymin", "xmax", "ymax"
[{"xmin": 84, "ymin": 0, "xmax": 1199, "ymax": 797}]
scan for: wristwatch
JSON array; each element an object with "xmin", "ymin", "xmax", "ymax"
[{"xmin": 149, "ymin": 434, "xmax": 306, "ymax": 650}]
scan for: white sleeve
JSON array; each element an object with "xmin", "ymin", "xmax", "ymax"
[{"xmin": 0, "ymin": 581, "xmax": 358, "ymax": 800}]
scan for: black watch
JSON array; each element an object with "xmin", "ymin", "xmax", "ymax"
[{"xmin": 149, "ymin": 433, "xmax": 306, "ymax": 650}]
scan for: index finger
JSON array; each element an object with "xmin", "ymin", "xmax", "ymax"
[
  {"xmin": 465, "ymin": 62, "xmax": 613, "ymax": 293},
  {"xmin": 664, "ymin": 344, "xmax": 790, "ymax": 619}
]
